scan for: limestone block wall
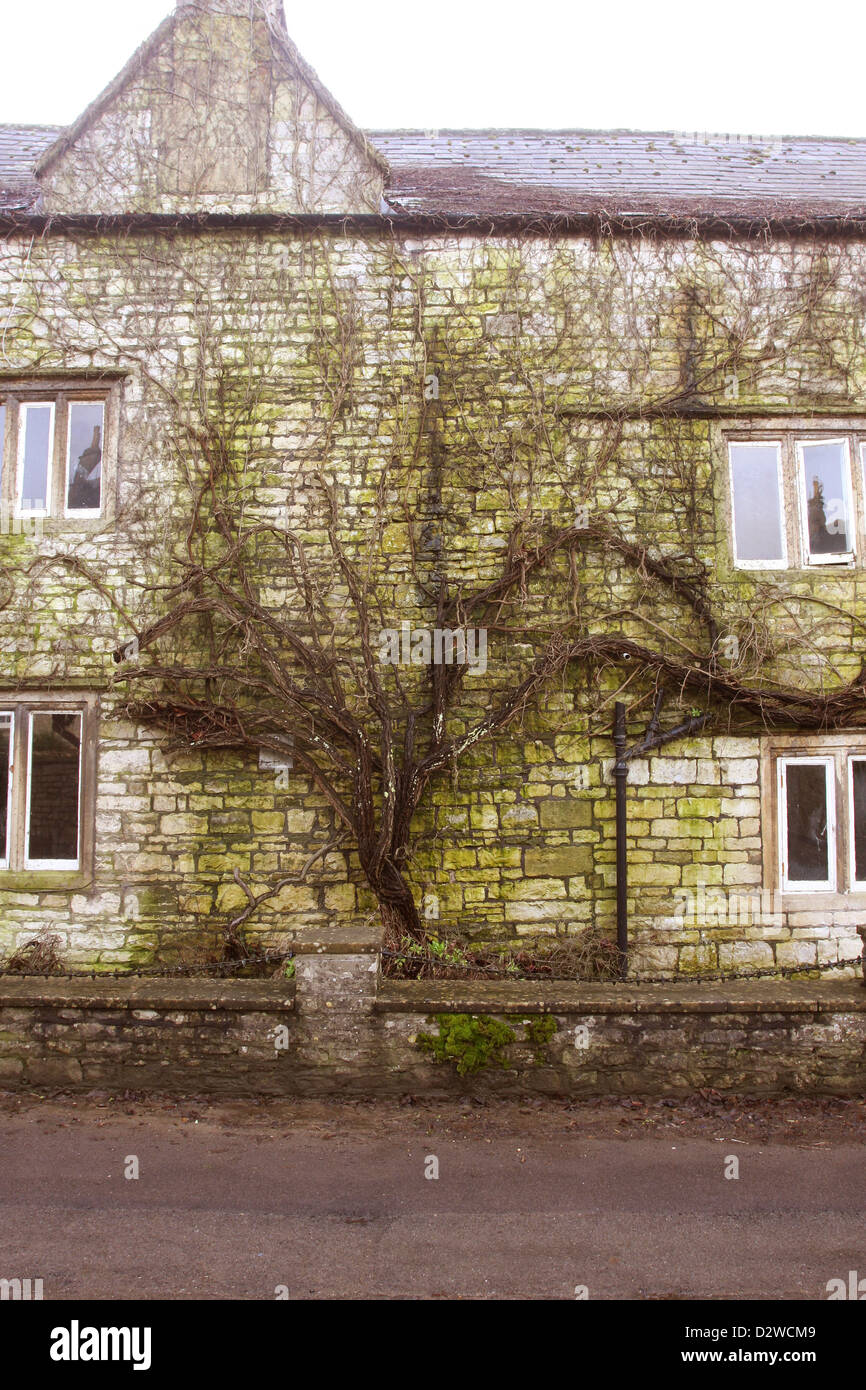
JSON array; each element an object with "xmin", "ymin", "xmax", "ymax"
[
  {"xmin": 1, "ymin": 968, "xmax": 865, "ymax": 1097},
  {"xmin": 617, "ymin": 737, "xmax": 859, "ymax": 976},
  {"xmin": 37, "ymin": 2, "xmax": 386, "ymax": 215},
  {"xmin": 1, "ymin": 226, "xmax": 866, "ymax": 974}
]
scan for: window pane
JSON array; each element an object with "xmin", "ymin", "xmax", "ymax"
[
  {"xmin": 28, "ymin": 712, "xmax": 81, "ymax": 863},
  {"xmin": 799, "ymin": 441, "xmax": 851, "ymax": 556},
  {"xmin": 19, "ymin": 404, "xmax": 53, "ymax": 512},
  {"xmin": 852, "ymin": 760, "xmax": 866, "ymax": 884},
  {"xmin": 0, "ymin": 714, "xmax": 10, "ymax": 865},
  {"xmin": 729, "ymin": 444, "xmax": 785, "ymax": 562},
  {"xmin": 66, "ymin": 402, "xmax": 103, "ymax": 512},
  {"xmin": 785, "ymin": 763, "xmax": 829, "ymax": 882}
]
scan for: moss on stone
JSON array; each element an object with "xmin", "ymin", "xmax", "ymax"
[
  {"xmin": 520, "ymin": 1013, "xmax": 558, "ymax": 1062},
  {"xmin": 415, "ymin": 1013, "xmax": 516, "ymax": 1075}
]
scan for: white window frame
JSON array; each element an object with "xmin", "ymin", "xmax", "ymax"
[
  {"xmin": 795, "ymin": 436, "xmax": 855, "ymax": 567},
  {"xmin": 0, "ymin": 710, "xmax": 12, "ymax": 870},
  {"xmin": 848, "ymin": 755, "xmax": 866, "ymax": 892},
  {"xmin": 64, "ymin": 399, "xmax": 105, "ymax": 520},
  {"xmin": 728, "ymin": 440, "xmax": 788, "ymax": 569},
  {"xmin": 23, "ymin": 708, "xmax": 83, "ymax": 872},
  {"xmin": 16, "ymin": 401, "xmax": 55, "ymax": 518},
  {"xmin": 777, "ymin": 755, "xmax": 836, "ymax": 893},
  {"xmin": 1, "ymin": 384, "xmax": 118, "ymax": 529},
  {"xmin": 16, "ymin": 403, "xmax": 55, "ymax": 522}
]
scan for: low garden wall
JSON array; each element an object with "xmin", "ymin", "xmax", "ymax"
[{"xmin": 0, "ymin": 925, "xmax": 864, "ymax": 1096}]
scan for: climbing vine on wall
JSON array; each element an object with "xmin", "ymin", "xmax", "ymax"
[{"xmin": 2, "ymin": 221, "xmax": 866, "ymax": 961}]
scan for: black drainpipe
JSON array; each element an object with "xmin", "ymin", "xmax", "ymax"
[
  {"xmin": 611, "ymin": 691, "xmax": 710, "ymax": 986},
  {"xmin": 613, "ymin": 700, "xmax": 629, "ymax": 981}
]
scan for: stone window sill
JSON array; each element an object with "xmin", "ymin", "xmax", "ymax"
[
  {"xmin": 0, "ymin": 871, "xmax": 93, "ymax": 892},
  {"xmin": 775, "ymin": 891, "xmax": 866, "ymax": 911}
]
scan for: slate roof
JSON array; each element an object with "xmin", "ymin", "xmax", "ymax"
[
  {"xmin": 369, "ymin": 129, "xmax": 866, "ymax": 219},
  {"xmin": 4, "ymin": 121, "xmax": 866, "ymax": 220},
  {"xmin": 0, "ymin": 125, "xmax": 62, "ymax": 209}
]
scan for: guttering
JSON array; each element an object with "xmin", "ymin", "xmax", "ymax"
[
  {"xmin": 611, "ymin": 693, "xmax": 712, "ymax": 982},
  {"xmin": 4, "ymin": 211, "xmax": 866, "ymax": 239},
  {"xmin": 612, "ymin": 700, "xmax": 630, "ymax": 981}
]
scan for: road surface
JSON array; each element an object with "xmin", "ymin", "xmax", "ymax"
[{"xmin": 0, "ymin": 1092, "xmax": 863, "ymax": 1299}]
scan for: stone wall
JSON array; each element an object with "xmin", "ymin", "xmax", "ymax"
[
  {"xmin": 0, "ymin": 976, "xmax": 295, "ymax": 1093},
  {"xmin": 1, "ymin": 960, "xmax": 864, "ymax": 1096},
  {"xmin": 37, "ymin": 1, "xmax": 386, "ymax": 215},
  {"xmin": 3, "ymin": 225, "xmax": 866, "ymax": 975}
]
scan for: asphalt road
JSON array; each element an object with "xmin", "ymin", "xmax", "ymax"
[{"xmin": 0, "ymin": 1095, "xmax": 864, "ymax": 1300}]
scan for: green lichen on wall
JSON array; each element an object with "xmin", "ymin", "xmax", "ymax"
[{"xmin": 2, "ymin": 223, "xmax": 866, "ymax": 976}]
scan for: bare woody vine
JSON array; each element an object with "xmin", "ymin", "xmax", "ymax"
[{"xmin": 4, "ymin": 229, "xmax": 866, "ymax": 964}]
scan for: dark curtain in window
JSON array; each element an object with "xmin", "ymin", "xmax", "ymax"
[
  {"xmin": 0, "ymin": 717, "xmax": 9, "ymax": 862},
  {"xmin": 852, "ymin": 761, "xmax": 866, "ymax": 883},
  {"xmin": 785, "ymin": 763, "xmax": 829, "ymax": 881},
  {"xmin": 28, "ymin": 713, "xmax": 81, "ymax": 862}
]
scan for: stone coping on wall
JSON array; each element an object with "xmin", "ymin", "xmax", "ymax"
[
  {"xmin": 377, "ymin": 979, "xmax": 866, "ymax": 1015},
  {"xmin": 1, "ymin": 973, "xmax": 864, "ymax": 1018},
  {"xmin": 291, "ymin": 922, "xmax": 384, "ymax": 955},
  {"xmin": 0, "ymin": 976, "xmax": 296, "ymax": 1012}
]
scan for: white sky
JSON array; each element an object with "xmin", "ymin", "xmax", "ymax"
[{"xmin": 2, "ymin": 0, "xmax": 865, "ymax": 137}]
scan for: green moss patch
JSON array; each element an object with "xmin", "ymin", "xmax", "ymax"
[{"xmin": 416, "ymin": 1013, "xmax": 516, "ymax": 1075}]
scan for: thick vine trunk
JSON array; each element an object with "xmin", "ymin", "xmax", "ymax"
[
  {"xmin": 356, "ymin": 811, "xmax": 424, "ymax": 947},
  {"xmin": 366, "ymin": 858, "xmax": 423, "ymax": 947}
]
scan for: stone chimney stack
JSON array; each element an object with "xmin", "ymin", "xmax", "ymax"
[{"xmin": 176, "ymin": 0, "xmax": 284, "ymax": 14}]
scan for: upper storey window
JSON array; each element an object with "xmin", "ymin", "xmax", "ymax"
[
  {"xmin": 0, "ymin": 385, "xmax": 115, "ymax": 527},
  {"xmin": 728, "ymin": 441, "xmax": 787, "ymax": 566},
  {"xmin": 796, "ymin": 439, "xmax": 854, "ymax": 564},
  {"xmin": 727, "ymin": 426, "xmax": 866, "ymax": 569}
]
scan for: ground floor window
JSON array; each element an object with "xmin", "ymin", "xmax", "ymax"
[
  {"xmin": 777, "ymin": 756, "xmax": 835, "ymax": 891},
  {"xmin": 767, "ymin": 738, "xmax": 866, "ymax": 896},
  {"xmin": 848, "ymin": 757, "xmax": 866, "ymax": 890},
  {"xmin": 0, "ymin": 695, "xmax": 97, "ymax": 880}
]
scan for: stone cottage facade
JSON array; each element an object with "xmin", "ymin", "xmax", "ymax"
[{"xmin": 2, "ymin": 0, "xmax": 866, "ymax": 979}]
